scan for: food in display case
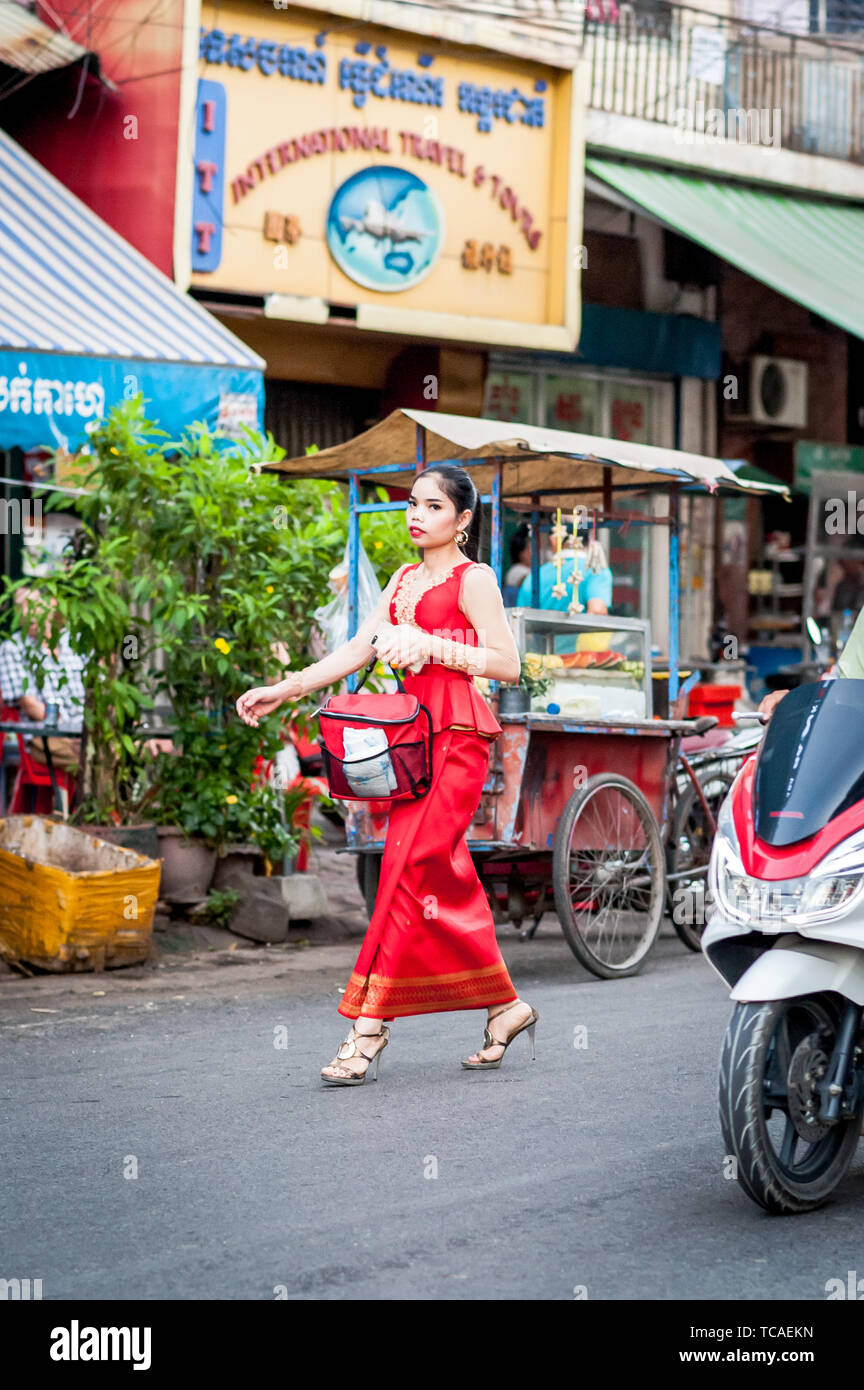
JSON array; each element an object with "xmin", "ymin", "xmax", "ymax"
[{"xmin": 507, "ymin": 609, "xmax": 653, "ymax": 720}]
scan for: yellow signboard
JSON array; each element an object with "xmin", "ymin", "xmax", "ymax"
[{"xmin": 190, "ymin": 1, "xmax": 584, "ymax": 349}]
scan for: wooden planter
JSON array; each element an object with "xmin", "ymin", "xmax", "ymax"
[{"xmin": 0, "ymin": 816, "xmax": 160, "ymax": 972}]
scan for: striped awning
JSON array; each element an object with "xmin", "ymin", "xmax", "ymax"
[
  {"xmin": 0, "ymin": 0, "xmax": 92, "ymax": 76},
  {"xmin": 0, "ymin": 127, "xmax": 264, "ymax": 370}
]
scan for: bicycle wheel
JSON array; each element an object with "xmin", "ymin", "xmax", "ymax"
[
  {"xmin": 668, "ymin": 770, "xmax": 733, "ymax": 952},
  {"xmin": 552, "ymin": 773, "xmax": 666, "ymax": 979}
]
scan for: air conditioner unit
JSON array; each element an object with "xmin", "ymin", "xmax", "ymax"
[{"xmin": 725, "ymin": 356, "xmax": 808, "ymax": 428}]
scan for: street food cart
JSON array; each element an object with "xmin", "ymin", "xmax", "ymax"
[{"xmin": 266, "ymin": 409, "xmax": 785, "ymax": 979}]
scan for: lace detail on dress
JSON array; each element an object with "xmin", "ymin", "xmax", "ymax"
[{"xmin": 393, "ymin": 561, "xmax": 465, "ymax": 628}]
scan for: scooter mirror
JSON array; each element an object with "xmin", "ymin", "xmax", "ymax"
[{"xmin": 805, "ymin": 614, "xmax": 823, "ymax": 646}]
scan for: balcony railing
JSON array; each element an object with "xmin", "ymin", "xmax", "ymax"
[{"xmin": 584, "ymin": 4, "xmax": 864, "ymax": 162}]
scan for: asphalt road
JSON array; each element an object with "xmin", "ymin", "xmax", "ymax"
[{"xmin": 4, "ymin": 918, "xmax": 864, "ymax": 1302}]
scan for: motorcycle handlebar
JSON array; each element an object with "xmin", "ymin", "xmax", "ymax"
[{"xmin": 732, "ymin": 711, "xmax": 768, "ymax": 725}]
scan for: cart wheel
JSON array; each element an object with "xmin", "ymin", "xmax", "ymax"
[
  {"xmin": 356, "ymin": 852, "xmax": 382, "ymax": 919},
  {"xmin": 552, "ymin": 773, "xmax": 666, "ymax": 979},
  {"xmin": 668, "ymin": 771, "xmax": 734, "ymax": 952}
]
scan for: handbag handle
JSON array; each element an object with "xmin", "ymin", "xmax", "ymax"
[{"xmin": 355, "ymin": 639, "xmax": 406, "ymax": 694}]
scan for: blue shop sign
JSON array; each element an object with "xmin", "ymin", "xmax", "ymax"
[
  {"xmin": 192, "ymin": 80, "xmax": 227, "ymax": 274},
  {"xmin": 0, "ymin": 353, "xmax": 264, "ymax": 454}
]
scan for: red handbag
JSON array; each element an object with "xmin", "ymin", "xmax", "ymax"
[{"xmin": 314, "ymin": 655, "xmax": 434, "ymax": 802}]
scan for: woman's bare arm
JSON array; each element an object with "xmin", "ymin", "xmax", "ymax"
[
  {"xmin": 423, "ymin": 563, "xmax": 520, "ymax": 683},
  {"xmin": 236, "ymin": 563, "xmax": 412, "ymax": 725}
]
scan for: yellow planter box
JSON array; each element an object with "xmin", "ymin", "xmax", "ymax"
[{"xmin": 0, "ymin": 817, "xmax": 161, "ymax": 972}]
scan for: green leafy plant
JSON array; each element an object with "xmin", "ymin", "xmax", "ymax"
[
  {"xmin": 194, "ymin": 888, "xmax": 240, "ymax": 930},
  {"xmin": 1, "ymin": 398, "xmax": 346, "ymax": 828},
  {"xmin": 148, "ymin": 713, "xmax": 297, "ymax": 862},
  {"xmin": 519, "ymin": 656, "xmax": 553, "ymax": 700}
]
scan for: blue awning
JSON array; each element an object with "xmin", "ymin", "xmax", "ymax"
[
  {"xmin": 0, "ymin": 128, "xmax": 265, "ymax": 452},
  {"xmin": 580, "ymin": 304, "xmax": 721, "ymax": 380}
]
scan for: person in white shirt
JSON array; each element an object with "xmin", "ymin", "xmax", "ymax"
[{"xmin": 0, "ymin": 589, "xmax": 85, "ymax": 771}]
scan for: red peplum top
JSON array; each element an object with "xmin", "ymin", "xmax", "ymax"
[{"xmin": 388, "ymin": 559, "xmax": 503, "ymax": 741}]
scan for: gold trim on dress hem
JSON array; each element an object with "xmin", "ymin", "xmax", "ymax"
[
  {"xmin": 347, "ymin": 961, "xmax": 507, "ymax": 988},
  {"xmin": 340, "ymin": 965, "xmax": 515, "ymax": 1012}
]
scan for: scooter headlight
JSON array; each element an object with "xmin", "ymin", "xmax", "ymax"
[
  {"xmin": 794, "ymin": 828, "xmax": 864, "ymax": 923},
  {"xmin": 708, "ymin": 791, "xmax": 752, "ymax": 922},
  {"xmin": 715, "ymin": 792, "xmax": 740, "ymax": 858},
  {"xmin": 795, "ymin": 875, "xmax": 864, "ymax": 920},
  {"xmin": 709, "ymin": 795, "xmax": 864, "ymax": 927}
]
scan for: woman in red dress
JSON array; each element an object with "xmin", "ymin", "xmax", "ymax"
[{"xmin": 236, "ymin": 463, "xmax": 538, "ymax": 1084}]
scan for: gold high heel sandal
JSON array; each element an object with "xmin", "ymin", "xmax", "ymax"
[
  {"xmin": 461, "ymin": 1001, "xmax": 539, "ymax": 1070},
  {"xmin": 321, "ymin": 1023, "xmax": 390, "ymax": 1086}
]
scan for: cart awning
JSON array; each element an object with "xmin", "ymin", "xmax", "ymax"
[
  {"xmin": 0, "ymin": 128, "xmax": 264, "ymax": 452},
  {"xmin": 586, "ymin": 157, "xmax": 864, "ymax": 342},
  {"xmin": 266, "ymin": 408, "xmax": 789, "ymax": 504}
]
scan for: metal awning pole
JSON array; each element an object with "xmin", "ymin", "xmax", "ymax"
[
  {"xmin": 415, "ymin": 421, "xmax": 425, "ymax": 475},
  {"xmin": 490, "ymin": 457, "xmax": 503, "ymax": 583},
  {"xmin": 530, "ymin": 494, "xmax": 541, "ymax": 608},
  {"xmin": 346, "ymin": 470, "xmax": 360, "ymax": 692},
  {"xmin": 668, "ymin": 483, "xmax": 681, "ymax": 707}
]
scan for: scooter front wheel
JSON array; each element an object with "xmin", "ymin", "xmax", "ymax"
[{"xmin": 719, "ymin": 997, "xmax": 862, "ymax": 1215}]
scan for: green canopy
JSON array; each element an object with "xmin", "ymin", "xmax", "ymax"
[{"xmin": 586, "ymin": 157, "xmax": 864, "ymax": 341}]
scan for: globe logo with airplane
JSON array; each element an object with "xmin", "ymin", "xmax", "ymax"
[{"xmin": 326, "ymin": 166, "xmax": 444, "ymax": 292}]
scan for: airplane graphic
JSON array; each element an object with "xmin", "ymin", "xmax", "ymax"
[{"xmin": 338, "ymin": 199, "xmax": 434, "ymax": 246}]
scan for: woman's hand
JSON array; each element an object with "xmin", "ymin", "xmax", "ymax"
[
  {"xmin": 373, "ymin": 623, "xmax": 429, "ymax": 671},
  {"xmin": 236, "ymin": 672, "xmax": 303, "ymax": 727}
]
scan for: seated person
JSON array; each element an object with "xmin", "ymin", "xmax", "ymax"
[
  {"xmin": 516, "ymin": 546, "xmax": 614, "ymax": 655},
  {"xmin": 0, "ymin": 589, "xmax": 85, "ymax": 772},
  {"xmin": 502, "ymin": 525, "xmax": 531, "ymax": 607},
  {"xmin": 516, "ymin": 540, "xmax": 581, "ymax": 612}
]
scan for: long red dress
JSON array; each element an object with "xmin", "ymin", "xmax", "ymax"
[{"xmin": 338, "ymin": 559, "xmax": 520, "ymax": 1021}]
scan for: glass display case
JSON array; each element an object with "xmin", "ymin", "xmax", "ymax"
[{"xmin": 505, "ymin": 607, "xmax": 653, "ymax": 720}]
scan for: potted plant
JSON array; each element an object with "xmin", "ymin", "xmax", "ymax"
[
  {"xmin": 499, "ymin": 654, "xmax": 553, "ymax": 715},
  {"xmin": 3, "ymin": 397, "xmax": 353, "ymax": 893},
  {"xmin": 146, "ymin": 711, "xmax": 299, "ymax": 900}
]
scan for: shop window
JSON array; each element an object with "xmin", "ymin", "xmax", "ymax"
[
  {"xmin": 608, "ymin": 496, "xmax": 652, "ymax": 622},
  {"xmin": 608, "ymin": 384, "xmax": 652, "ymax": 444},
  {"xmin": 483, "ymin": 372, "xmax": 536, "ymax": 425},
  {"xmin": 544, "ymin": 376, "xmax": 601, "ymax": 434},
  {"xmin": 810, "ymin": 0, "xmax": 864, "ymax": 31}
]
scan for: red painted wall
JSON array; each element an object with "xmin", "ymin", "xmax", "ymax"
[{"xmin": 1, "ymin": 0, "xmax": 185, "ymax": 277}]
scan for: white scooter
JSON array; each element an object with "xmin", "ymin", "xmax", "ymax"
[{"xmin": 703, "ymin": 678, "xmax": 864, "ymax": 1213}]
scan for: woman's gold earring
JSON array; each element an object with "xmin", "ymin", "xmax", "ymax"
[{"xmin": 455, "ymin": 529, "xmax": 467, "ymax": 546}]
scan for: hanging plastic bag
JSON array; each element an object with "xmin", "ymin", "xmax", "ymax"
[{"xmin": 311, "ymin": 538, "xmax": 383, "ymax": 653}]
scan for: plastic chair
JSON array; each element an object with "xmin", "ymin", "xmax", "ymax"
[{"xmin": 0, "ymin": 704, "xmax": 77, "ymax": 815}]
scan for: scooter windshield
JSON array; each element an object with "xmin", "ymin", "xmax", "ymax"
[{"xmin": 754, "ymin": 678, "xmax": 864, "ymax": 846}]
